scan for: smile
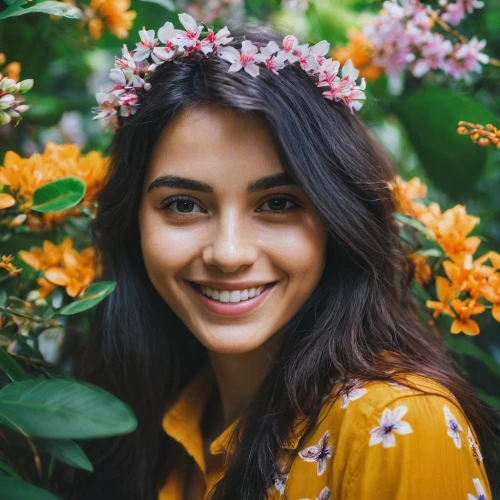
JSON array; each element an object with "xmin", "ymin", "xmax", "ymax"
[{"xmin": 187, "ymin": 281, "xmax": 278, "ymax": 316}]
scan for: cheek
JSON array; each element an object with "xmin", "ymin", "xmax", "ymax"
[
  {"xmin": 270, "ymin": 220, "xmax": 327, "ymax": 287},
  {"xmin": 139, "ymin": 214, "xmax": 198, "ymax": 292}
]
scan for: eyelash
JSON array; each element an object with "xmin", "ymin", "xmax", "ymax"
[{"xmin": 159, "ymin": 194, "xmax": 301, "ymax": 218}]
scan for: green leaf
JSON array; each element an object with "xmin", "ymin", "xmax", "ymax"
[
  {"xmin": 140, "ymin": 0, "xmax": 175, "ymax": 10},
  {"xmin": 59, "ymin": 281, "xmax": 116, "ymax": 316},
  {"xmin": 0, "ymin": 378, "xmax": 137, "ymax": 439},
  {"xmin": 394, "ymin": 87, "xmax": 499, "ymax": 198},
  {"xmin": 0, "ymin": 1, "xmax": 82, "ymax": 19},
  {"xmin": 394, "ymin": 212, "xmax": 435, "ymax": 239},
  {"xmin": 475, "ymin": 390, "xmax": 500, "ymax": 410},
  {"xmin": 36, "ymin": 439, "xmax": 93, "ymax": 472},
  {"xmin": 448, "ymin": 337, "xmax": 500, "ymax": 380},
  {"xmin": 31, "ymin": 177, "xmax": 86, "ymax": 213},
  {"xmin": 0, "ymin": 349, "xmax": 29, "ymax": 382},
  {"xmin": 0, "ymin": 477, "xmax": 58, "ymax": 499},
  {"xmin": 0, "ymin": 461, "xmax": 21, "ymax": 478}
]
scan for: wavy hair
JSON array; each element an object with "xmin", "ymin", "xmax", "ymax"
[{"xmin": 68, "ymin": 23, "xmax": 497, "ymax": 500}]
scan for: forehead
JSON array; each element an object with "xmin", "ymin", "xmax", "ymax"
[{"xmin": 146, "ymin": 105, "xmax": 286, "ymax": 188}]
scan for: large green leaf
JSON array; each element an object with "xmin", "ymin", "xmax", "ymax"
[
  {"xmin": 0, "ymin": 0, "xmax": 82, "ymax": 19},
  {"xmin": 36, "ymin": 439, "xmax": 93, "ymax": 472},
  {"xmin": 59, "ymin": 281, "xmax": 116, "ymax": 316},
  {"xmin": 394, "ymin": 87, "xmax": 498, "ymax": 198},
  {"xmin": 0, "ymin": 477, "xmax": 58, "ymax": 500},
  {"xmin": 31, "ymin": 177, "xmax": 86, "ymax": 213},
  {"xmin": 0, "ymin": 378, "xmax": 137, "ymax": 439},
  {"xmin": 0, "ymin": 349, "xmax": 29, "ymax": 382}
]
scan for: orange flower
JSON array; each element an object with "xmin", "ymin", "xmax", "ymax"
[
  {"xmin": 45, "ymin": 247, "xmax": 101, "ymax": 298},
  {"xmin": 482, "ymin": 273, "xmax": 500, "ymax": 323},
  {"xmin": 88, "ymin": 0, "xmax": 136, "ymax": 40},
  {"xmin": 0, "ymin": 192, "xmax": 15, "ymax": 209},
  {"xmin": 410, "ymin": 253, "xmax": 432, "ymax": 286},
  {"xmin": 0, "ymin": 142, "xmax": 110, "ymax": 225},
  {"xmin": 388, "ymin": 175, "xmax": 428, "ymax": 219},
  {"xmin": 426, "ymin": 276, "xmax": 460, "ymax": 318},
  {"xmin": 330, "ymin": 29, "xmax": 382, "ymax": 82},
  {"xmin": 20, "ymin": 237, "xmax": 101, "ymax": 299},
  {"xmin": 0, "ymin": 254, "xmax": 23, "ymax": 277},
  {"xmin": 448, "ymin": 298, "xmax": 485, "ymax": 335},
  {"xmin": 19, "ymin": 236, "xmax": 74, "ymax": 271},
  {"xmin": 418, "ymin": 204, "xmax": 480, "ymax": 267}
]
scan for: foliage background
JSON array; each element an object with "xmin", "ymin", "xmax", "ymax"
[{"xmin": 0, "ymin": 0, "xmax": 499, "ymax": 495}]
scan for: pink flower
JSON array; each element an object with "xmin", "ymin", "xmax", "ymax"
[
  {"xmin": 322, "ymin": 59, "xmax": 366, "ymax": 114},
  {"xmin": 133, "ymin": 29, "xmax": 158, "ymax": 62},
  {"xmin": 201, "ymin": 26, "xmax": 234, "ymax": 54},
  {"xmin": 254, "ymin": 41, "xmax": 284, "ymax": 75},
  {"xmin": 279, "ymin": 35, "xmax": 300, "ymax": 63},
  {"xmin": 170, "ymin": 13, "xmax": 203, "ymax": 49},
  {"xmin": 219, "ymin": 40, "xmax": 261, "ymax": 77},
  {"xmin": 412, "ymin": 33, "xmax": 453, "ymax": 77}
]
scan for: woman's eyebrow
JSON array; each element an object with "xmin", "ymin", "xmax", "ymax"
[{"xmin": 147, "ymin": 173, "xmax": 296, "ymax": 194}]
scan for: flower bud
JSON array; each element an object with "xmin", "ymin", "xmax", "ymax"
[
  {"xmin": 0, "ymin": 110, "xmax": 11, "ymax": 124},
  {"xmin": 0, "ymin": 94, "xmax": 15, "ymax": 109},
  {"xmin": 457, "ymin": 126, "xmax": 467, "ymax": 135},
  {"xmin": 15, "ymin": 104, "xmax": 29, "ymax": 113},
  {"xmin": 478, "ymin": 138, "xmax": 490, "ymax": 147},
  {"xmin": 19, "ymin": 79, "xmax": 34, "ymax": 92}
]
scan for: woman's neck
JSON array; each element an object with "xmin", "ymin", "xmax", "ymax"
[{"xmin": 208, "ymin": 327, "xmax": 287, "ymax": 430}]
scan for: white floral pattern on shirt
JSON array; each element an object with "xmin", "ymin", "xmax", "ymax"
[
  {"xmin": 444, "ymin": 404, "xmax": 463, "ymax": 448},
  {"xmin": 467, "ymin": 477, "xmax": 488, "ymax": 500},
  {"xmin": 340, "ymin": 380, "xmax": 368, "ymax": 409},
  {"xmin": 298, "ymin": 430, "xmax": 333, "ymax": 476},
  {"xmin": 369, "ymin": 405, "xmax": 413, "ymax": 448}
]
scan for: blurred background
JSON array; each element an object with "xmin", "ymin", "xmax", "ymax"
[{"xmin": 0, "ymin": 0, "xmax": 499, "ymax": 493}]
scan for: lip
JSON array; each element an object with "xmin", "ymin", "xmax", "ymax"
[{"xmin": 186, "ymin": 280, "xmax": 278, "ymax": 317}]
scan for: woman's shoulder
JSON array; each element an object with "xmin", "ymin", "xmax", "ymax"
[
  {"xmin": 318, "ymin": 372, "xmax": 468, "ymax": 441},
  {"xmin": 278, "ymin": 373, "xmax": 491, "ymax": 500}
]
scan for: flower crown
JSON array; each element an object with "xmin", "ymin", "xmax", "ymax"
[{"xmin": 93, "ymin": 13, "xmax": 367, "ymax": 131}]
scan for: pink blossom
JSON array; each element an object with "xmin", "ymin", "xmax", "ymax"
[
  {"xmin": 170, "ymin": 13, "xmax": 203, "ymax": 49},
  {"xmin": 322, "ymin": 59, "xmax": 366, "ymax": 114},
  {"xmin": 219, "ymin": 40, "xmax": 261, "ymax": 77},
  {"xmin": 412, "ymin": 33, "xmax": 453, "ymax": 77},
  {"xmin": 133, "ymin": 29, "xmax": 158, "ymax": 62},
  {"xmin": 254, "ymin": 41, "xmax": 285, "ymax": 75}
]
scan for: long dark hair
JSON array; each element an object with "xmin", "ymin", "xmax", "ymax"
[{"xmin": 69, "ymin": 23, "xmax": 497, "ymax": 500}]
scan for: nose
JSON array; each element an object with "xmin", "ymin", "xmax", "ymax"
[{"xmin": 202, "ymin": 209, "xmax": 258, "ymax": 273}]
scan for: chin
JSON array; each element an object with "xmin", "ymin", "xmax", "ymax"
[{"xmin": 199, "ymin": 333, "xmax": 272, "ymax": 355}]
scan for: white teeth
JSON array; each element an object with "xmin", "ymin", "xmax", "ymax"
[{"xmin": 198, "ymin": 283, "xmax": 272, "ymax": 303}]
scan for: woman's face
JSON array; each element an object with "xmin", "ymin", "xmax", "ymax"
[{"xmin": 138, "ymin": 105, "xmax": 327, "ymax": 355}]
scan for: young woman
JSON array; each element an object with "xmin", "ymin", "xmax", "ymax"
[{"xmin": 70, "ymin": 14, "xmax": 495, "ymax": 500}]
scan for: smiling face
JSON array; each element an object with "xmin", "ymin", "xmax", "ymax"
[{"xmin": 138, "ymin": 105, "xmax": 328, "ymax": 355}]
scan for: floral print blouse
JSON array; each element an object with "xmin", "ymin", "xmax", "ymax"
[{"xmin": 158, "ymin": 364, "xmax": 492, "ymax": 500}]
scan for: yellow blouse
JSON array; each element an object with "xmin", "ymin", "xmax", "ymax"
[{"xmin": 158, "ymin": 364, "xmax": 492, "ymax": 500}]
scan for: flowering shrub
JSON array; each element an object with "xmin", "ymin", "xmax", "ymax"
[{"xmin": 391, "ymin": 175, "xmax": 500, "ymax": 335}]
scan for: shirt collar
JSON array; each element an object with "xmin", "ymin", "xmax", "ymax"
[{"xmin": 162, "ymin": 363, "xmax": 304, "ymax": 471}]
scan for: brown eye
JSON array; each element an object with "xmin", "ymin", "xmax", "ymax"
[
  {"xmin": 257, "ymin": 195, "xmax": 300, "ymax": 215},
  {"xmin": 159, "ymin": 196, "xmax": 205, "ymax": 217}
]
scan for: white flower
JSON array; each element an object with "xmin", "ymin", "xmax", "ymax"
[
  {"xmin": 300, "ymin": 486, "xmax": 331, "ymax": 500},
  {"xmin": 298, "ymin": 430, "xmax": 333, "ymax": 476},
  {"xmin": 340, "ymin": 380, "xmax": 368, "ymax": 408},
  {"xmin": 219, "ymin": 40, "xmax": 261, "ymax": 77},
  {"xmin": 170, "ymin": 13, "xmax": 203, "ymax": 49},
  {"xmin": 443, "ymin": 404, "xmax": 463, "ymax": 448},
  {"xmin": 369, "ymin": 405, "xmax": 413, "ymax": 448},
  {"xmin": 254, "ymin": 41, "xmax": 285, "ymax": 75},
  {"xmin": 133, "ymin": 29, "xmax": 158, "ymax": 62},
  {"xmin": 467, "ymin": 477, "xmax": 488, "ymax": 500}
]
